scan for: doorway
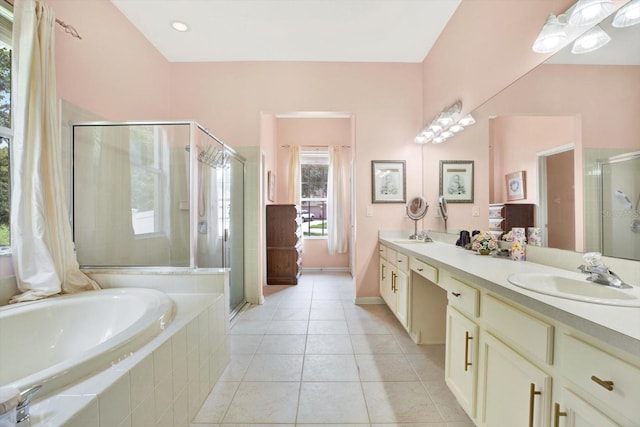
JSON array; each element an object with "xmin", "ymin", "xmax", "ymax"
[{"xmin": 537, "ymin": 145, "xmax": 576, "ymax": 250}]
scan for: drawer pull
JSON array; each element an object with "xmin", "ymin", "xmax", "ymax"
[
  {"xmin": 452, "ymin": 292, "xmax": 461, "ymax": 297},
  {"xmin": 591, "ymin": 375, "xmax": 614, "ymax": 391},
  {"xmin": 398, "ymin": 259, "xmax": 403, "ymax": 263},
  {"xmin": 464, "ymin": 331, "xmax": 473, "ymax": 371},
  {"xmin": 381, "ymin": 264, "xmax": 386, "ymax": 280},
  {"xmin": 553, "ymin": 403, "xmax": 567, "ymax": 427},
  {"xmin": 529, "ymin": 383, "xmax": 541, "ymax": 427},
  {"xmin": 417, "ymin": 267, "xmax": 423, "ymax": 272}
]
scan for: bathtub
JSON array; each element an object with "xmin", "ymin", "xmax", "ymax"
[{"xmin": 0, "ymin": 288, "xmax": 175, "ymax": 398}]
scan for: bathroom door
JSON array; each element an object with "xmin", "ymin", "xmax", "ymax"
[{"xmin": 226, "ymin": 154, "xmax": 246, "ymax": 315}]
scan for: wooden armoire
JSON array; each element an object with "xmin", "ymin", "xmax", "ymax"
[{"xmin": 266, "ymin": 204, "xmax": 302, "ymax": 285}]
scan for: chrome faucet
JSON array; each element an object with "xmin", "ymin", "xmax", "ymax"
[
  {"xmin": 578, "ymin": 252, "xmax": 631, "ymax": 289},
  {"xmin": 17, "ymin": 385, "xmax": 41, "ymax": 426}
]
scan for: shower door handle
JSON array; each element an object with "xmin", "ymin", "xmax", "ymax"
[{"xmin": 224, "ymin": 229, "xmax": 229, "ymax": 242}]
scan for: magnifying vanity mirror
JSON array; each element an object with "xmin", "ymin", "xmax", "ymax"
[
  {"xmin": 462, "ymin": 1, "xmax": 640, "ymax": 261},
  {"xmin": 406, "ymin": 197, "xmax": 429, "ymax": 239}
]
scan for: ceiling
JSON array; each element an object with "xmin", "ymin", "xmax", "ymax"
[{"xmin": 110, "ymin": 0, "xmax": 462, "ymax": 63}]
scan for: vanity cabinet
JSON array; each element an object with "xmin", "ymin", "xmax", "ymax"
[
  {"xmin": 445, "ymin": 306, "xmax": 479, "ymax": 418},
  {"xmin": 479, "ymin": 333, "xmax": 552, "ymax": 427},
  {"xmin": 553, "ymin": 388, "xmax": 618, "ymax": 427},
  {"xmin": 378, "ymin": 244, "xmax": 409, "ymax": 328}
]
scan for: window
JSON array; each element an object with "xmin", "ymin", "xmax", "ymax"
[
  {"xmin": 300, "ymin": 149, "xmax": 328, "ymax": 238},
  {"xmin": 129, "ymin": 126, "xmax": 165, "ymax": 236},
  {"xmin": 0, "ymin": 2, "xmax": 12, "ymax": 250}
]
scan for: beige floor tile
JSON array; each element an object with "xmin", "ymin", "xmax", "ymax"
[
  {"xmin": 308, "ymin": 320, "xmax": 349, "ymax": 334},
  {"xmin": 239, "ymin": 305, "xmax": 278, "ymax": 321},
  {"xmin": 229, "ymin": 335, "xmax": 263, "ymax": 355},
  {"xmin": 435, "ymin": 401, "xmax": 474, "ymax": 422},
  {"xmin": 305, "ymin": 334, "xmax": 354, "ymax": 354},
  {"xmin": 218, "ymin": 354, "xmax": 252, "ymax": 382},
  {"xmin": 273, "ymin": 306, "xmax": 311, "ymax": 321},
  {"xmin": 302, "ymin": 354, "xmax": 360, "ymax": 381},
  {"xmin": 256, "ymin": 334, "xmax": 306, "ymax": 354},
  {"xmin": 405, "ymin": 354, "xmax": 446, "ymax": 382},
  {"xmin": 310, "ymin": 299, "xmax": 345, "ymax": 310},
  {"xmin": 230, "ymin": 319, "xmax": 271, "ymax": 335},
  {"xmin": 266, "ymin": 320, "xmax": 309, "ymax": 335},
  {"xmin": 309, "ymin": 307, "xmax": 346, "ymax": 320},
  {"xmin": 370, "ymin": 423, "xmax": 446, "ymax": 427},
  {"xmin": 351, "ymin": 334, "xmax": 403, "ymax": 354},
  {"xmin": 347, "ymin": 318, "xmax": 393, "ymax": 334},
  {"xmin": 297, "ymin": 382, "xmax": 369, "ymax": 424},
  {"xmin": 362, "ymin": 382, "xmax": 443, "ymax": 423},
  {"xmin": 222, "ymin": 382, "xmax": 299, "ymax": 423},
  {"xmin": 355, "ymin": 354, "xmax": 419, "ymax": 382},
  {"xmin": 192, "ymin": 381, "xmax": 239, "ymax": 423},
  {"xmin": 243, "ymin": 354, "xmax": 303, "ymax": 381}
]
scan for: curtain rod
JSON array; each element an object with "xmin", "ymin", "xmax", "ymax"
[{"xmin": 5, "ymin": 0, "xmax": 82, "ymax": 40}]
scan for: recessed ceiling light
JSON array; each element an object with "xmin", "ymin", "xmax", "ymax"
[{"xmin": 171, "ymin": 21, "xmax": 189, "ymax": 32}]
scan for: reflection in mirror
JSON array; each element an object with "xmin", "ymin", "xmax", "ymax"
[
  {"xmin": 438, "ymin": 195, "xmax": 448, "ymax": 231},
  {"xmin": 479, "ymin": 2, "xmax": 639, "ymax": 260},
  {"xmin": 406, "ymin": 197, "xmax": 428, "ymax": 239}
]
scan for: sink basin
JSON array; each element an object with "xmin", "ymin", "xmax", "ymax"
[
  {"xmin": 391, "ymin": 238, "xmax": 430, "ymax": 244},
  {"xmin": 507, "ymin": 273, "xmax": 640, "ymax": 307}
]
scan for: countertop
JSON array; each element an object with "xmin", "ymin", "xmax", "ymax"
[{"xmin": 379, "ymin": 233, "xmax": 640, "ymax": 358}]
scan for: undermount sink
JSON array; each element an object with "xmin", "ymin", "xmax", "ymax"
[
  {"xmin": 507, "ymin": 272, "xmax": 640, "ymax": 307},
  {"xmin": 391, "ymin": 238, "xmax": 430, "ymax": 244}
]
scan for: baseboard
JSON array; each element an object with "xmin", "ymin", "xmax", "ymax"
[
  {"xmin": 301, "ymin": 267, "xmax": 351, "ymax": 273},
  {"xmin": 354, "ymin": 296, "xmax": 384, "ymax": 305}
]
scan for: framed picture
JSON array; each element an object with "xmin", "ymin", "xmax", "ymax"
[
  {"xmin": 371, "ymin": 160, "xmax": 406, "ymax": 203},
  {"xmin": 505, "ymin": 170, "xmax": 526, "ymax": 201},
  {"xmin": 439, "ymin": 160, "xmax": 474, "ymax": 203},
  {"xmin": 267, "ymin": 170, "xmax": 275, "ymax": 202}
]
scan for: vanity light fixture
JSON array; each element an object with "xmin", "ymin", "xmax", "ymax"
[
  {"xmin": 612, "ymin": 0, "xmax": 640, "ymax": 27},
  {"xmin": 414, "ymin": 101, "xmax": 476, "ymax": 144},
  {"xmin": 171, "ymin": 20, "xmax": 190, "ymax": 32},
  {"xmin": 568, "ymin": 0, "xmax": 614, "ymax": 26},
  {"xmin": 532, "ymin": 13, "xmax": 569, "ymax": 53},
  {"xmin": 571, "ymin": 25, "xmax": 611, "ymax": 53}
]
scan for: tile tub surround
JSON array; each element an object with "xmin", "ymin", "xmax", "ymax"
[
  {"xmin": 29, "ymin": 292, "xmax": 230, "ymax": 427},
  {"xmin": 192, "ymin": 272, "xmax": 474, "ymax": 426},
  {"xmin": 379, "ymin": 231, "xmax": 640, "ymax": 357}
]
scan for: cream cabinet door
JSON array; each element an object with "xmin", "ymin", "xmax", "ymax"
[
  {"xmin": 395, "ymin": 268, "xmax": 409, "ymax": 328},
  {"xmin": 553, "ymin": 388, "xmax": 619, "ymax": 427},
  {"xmin": 379, "ymin": 257, "xmax": 395, "ymax": 311},
  {"xmin": 445, "ymin": 306, "xmax": 478, "ymax": 419},
  {"xmin": 479, "ymin": 333, "xmax": 552, "ymax": 427}
]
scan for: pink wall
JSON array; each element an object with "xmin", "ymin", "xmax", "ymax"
[
  {"xmin": 274, "ymin": 118, "xmax": 352, "ymax": 269},
  {"xmin": 49, "ymin": 0, "xmax": 171, "ymax": 120}
]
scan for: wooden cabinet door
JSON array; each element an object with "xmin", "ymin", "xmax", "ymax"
[
  {"xmin": 445, "ymin": 306, "xmax": 478, "ymax": 418},
  {"xmin": 480, "ymin": 333, "xmax": 552, "ymax": 427}
]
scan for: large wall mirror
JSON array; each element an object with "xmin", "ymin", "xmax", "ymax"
[{"xmin": 472, "ymin": 2, "xmax": 639, "ymax": 261}]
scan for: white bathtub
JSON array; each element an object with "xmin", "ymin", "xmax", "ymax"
[{"xmin": 0, "ymin": 288, "xmax": 174, "ymax": 398}]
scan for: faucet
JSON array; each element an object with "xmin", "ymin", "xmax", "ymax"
[
  {"xmin": 17, "ymin": 385, "xmax": 41, "ymax": 426},
  {"xmin": 410, "ymin": 231, "xmax": 432, "ymax": 242},
  {"xmin": 577, "ymin": 252, "xmax": 632, "ymax": 289}
]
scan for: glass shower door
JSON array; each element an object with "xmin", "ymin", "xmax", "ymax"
[
  {"xmin": 226, "ymin": 154, "xmax": 245, "ymax": 314},
  {"xmin": 600, "ymin": 151, "xmax": 640, "ymax": 261}
]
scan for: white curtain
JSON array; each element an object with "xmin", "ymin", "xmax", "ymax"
[
  {"xmin": 287, "ymin": 145, "xmax": 301, "ymax": 206},
  {"xmin": 10, "ymin": 0, "xmax": 99, "ymax": 302},
  {"xmin": 327, "ymin": 146, "xmax": 348, "ymax": 254}
]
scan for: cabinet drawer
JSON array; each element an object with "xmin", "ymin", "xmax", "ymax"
[
  {"xmin": 396, "ymin": 252, "xmax": 409, "ymax": 273},
  {"xmin": 561, "ymin": 334, "xmax": 640, "ymax": 422},
  {"xmin": 387, "ymin": 248, "xmax": 397, "ymax": 267},
  {"xmin": 441, "ymin": 273, "xmax": 479, "ymax": 318},
  {"xmin": 379, "ymin": 244, "xmax": 387, "ymax": 260},
  {"xmin": 410, "ymin": 257, "xmax": 438, "ymax": 283},
  {"xmin": 483, "ymin": 294, "xmax": 553, "ymax": 365}
]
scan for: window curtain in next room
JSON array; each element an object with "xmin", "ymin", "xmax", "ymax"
[
  {"xmin": 327, "ymin": 146, "xmax": 347, "ymax": 254},
  {"xmin": 287, "ymin": 144, "xmax": 301, "ymax": 206},
  {"xmin": 10, "ymin": 0, "xmax": 98, "ymax": 302}
]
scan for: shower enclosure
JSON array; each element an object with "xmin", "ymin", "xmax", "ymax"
[
  {"xmin": 71, "ymin": 121, "xmax": 246, "ymax": 313},
  {"xmin": 599, "ymin": 151, "xmax": 640, "ymax": 261}
]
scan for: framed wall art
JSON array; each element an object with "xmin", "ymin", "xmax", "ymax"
[
  {"xmin": 439, "ymin": 160, "xmax": 474, "ymax": 203},
  {"xmin": 505, "ymin": 170, "xmax": 526, "ymax": 201},
  {"xmin": 371, "ymin": 160, "xmax": 406, "ymax": 203}
]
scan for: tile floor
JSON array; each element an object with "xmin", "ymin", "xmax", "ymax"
[{"xmin": 191, "ymin": 272, "xmax": 474, "ymax": 427}]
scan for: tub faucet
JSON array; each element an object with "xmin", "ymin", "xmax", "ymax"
[
  {"xmin": 17, "ymin": 385, "xmax": 41, "ymax": 426},
  {"xmin": 578, "ymin": 252, "xmax": 631, "ymax": 289}
]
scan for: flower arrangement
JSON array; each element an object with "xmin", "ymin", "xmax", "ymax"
[{"xmin": 471, "ymin": 231, "xmax": 499, "ymax": 253}]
